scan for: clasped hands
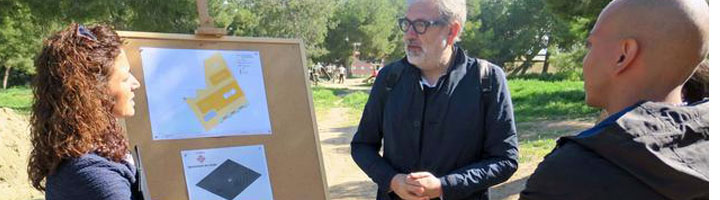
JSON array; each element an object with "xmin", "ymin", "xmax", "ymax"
[{"xmin": 390, "ymin": 172, "xmax": 442, "ymax": 200}]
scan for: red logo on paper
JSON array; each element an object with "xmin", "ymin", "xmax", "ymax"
[{"xmin": 197, "ymin": 155, "xmax": 206, "ymax": 163}]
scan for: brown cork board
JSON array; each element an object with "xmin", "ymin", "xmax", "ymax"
[{"xmin": 118, "ymin": 31, "xmax": 328, "ymax": 200}]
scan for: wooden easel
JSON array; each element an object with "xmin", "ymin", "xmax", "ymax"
[
  {"xmin": 194, "ymin": 0, "xmax": 227, "ymax": 37},
  {"xmin": 120, "ymin": 2, "xmax": 330, "ymax": 199}
]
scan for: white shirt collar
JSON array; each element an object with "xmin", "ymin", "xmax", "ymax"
[{"xmin": 419, "ymin": 76, "xmax": 438, "ymax": 90}]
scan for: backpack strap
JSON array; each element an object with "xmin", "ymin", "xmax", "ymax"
[
  {"xmin": 476, "ymin": 58, "xmax": 493, "ymax": 102},
  {"xmin": 477, "ymin": 58, "xmax": 493, "ymax": 96},
  {"xmin": 384, "ymin": 64, "xmax": 406, "ymax": 92},
  {"xmin": 376, "ymin": 64, "xmax": 406, "ymax": 113},
  {"xmin": 477, "ymin": 58, "xmax": 495, "ymax": 139}
]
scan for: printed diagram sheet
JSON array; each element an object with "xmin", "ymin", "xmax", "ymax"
[
  {"xmin": 181, "ymin": 145, "xmax": 273, "ymax": 200},
  {"xmin": 140, "ymin": 48, "xmax": 272, "ymax": 140}
]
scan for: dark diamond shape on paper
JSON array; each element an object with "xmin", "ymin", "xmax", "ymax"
[{"xmin": 196, "ymin": 159, "xmax": 261, "ymax": 200}]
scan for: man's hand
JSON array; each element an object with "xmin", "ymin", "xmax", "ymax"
[
  {"xmin": 390, "ymin": 174, "xmax": 430, "ymax": 200},
  {"xmin": 407, "ymin": 172, "xmax": 443, "ymax": 198}
]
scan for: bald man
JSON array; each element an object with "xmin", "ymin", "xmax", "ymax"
[{"xmin": 520, "ymin": 0, "xmax": 709, "ymax": 199}]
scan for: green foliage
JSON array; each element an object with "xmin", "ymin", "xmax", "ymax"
[
  {"xmin": 508, "ymin": 79, "xmax": 598, "ymax": 122},
  {"xmin": 211, "ymin": 0, "xmax": 338, "ymax": 62},
  {"xmin": 0, "ymin": 0, "xmax": 612, "ymax": 89},
  {"xmin": 461, "ymin": 0, "xmax": 565, "ymax": 70},
  {"xmin": 545, "ymin": 0, "xmax": 610, "ymax": 20},
  {"xmin": 548, "ymin": 44, "xmax": 587, "ymax": 76},
  {"xmin": 319, "ymin": 0, "xmax": 404, "ymax": 65},
  {"xmin": 540, "ymin": 0, "xmax": 610, "ymax": 73},
  {"xmin": 0, "ymin": 0, "xmax": 42, "ymax": 88},
  {"xmin": 1, "ymin": 0, "xmax": 199, "ymax": 88},
  {"xmin": 0, "ymin": 86, "xmax": 32, "ymax": 113},
  {"xmin": 24, "ymin": 0, "xmax": 198, "ymax": 33}
]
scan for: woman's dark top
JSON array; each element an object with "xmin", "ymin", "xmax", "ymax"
[{"xmin": 46, "ymin": 153, "xmax": 142, "ymax": 200}]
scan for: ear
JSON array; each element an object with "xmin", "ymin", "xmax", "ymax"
[
  {"xmin": 446, "ymin": 21, "xmax": 462, "ymax": 45},
  {"xmin": 613, "ymin": 38, "xmax": 639, "ymax": 75}
]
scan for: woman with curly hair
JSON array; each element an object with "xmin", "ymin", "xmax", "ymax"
[{"xmin": 27, "ymin": 23, "xmax": 142, "ymax": 200}]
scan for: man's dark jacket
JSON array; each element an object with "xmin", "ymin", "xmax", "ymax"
[
  {"xmin": 521, "ymin": 101, "xmax": 709, "ymax": 200},
  {"xmin": 351, "ymin": 46, "xmax": 519, "ymax": 200}
]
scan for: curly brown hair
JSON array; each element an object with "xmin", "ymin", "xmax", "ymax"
[{"xmin": 28, "ymin": 23, "xmax": 129, "ymax": 191}]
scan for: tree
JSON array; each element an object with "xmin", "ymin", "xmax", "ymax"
[
  {"xmin": 545, "ymin": 0, "xmax": 610, "ymax": 20},
  {"xmin": 0, "ymin": 0, "xmax": 40, "ymax": 89},
  {"xmin": 456, "ymin": 0, "xmax": 594, "ymax": 76},
  {"xmin": 542, "ymin": 0, "xmax": 612, "ymax": 75},
  {"xmin": 544, "ymin": 0, "xmax": 610, "ymax": 43},
  {"xmin": 24, "ymin": 0, "xmax": 198, "ymax": 33},
  {"xmin": 1, "ymin": 0, "xmax": 200, "ymax": 88},
  {"xmin": 319, "ymin": 0, "xmax": 403, "ymax": 67},
  {"xmin": 211, "ymin": 0, "xmax": 338, "ymax": 63},
  {"xmin": 462, "ymin": 0, "xmax": 554, "ymax": 74}
]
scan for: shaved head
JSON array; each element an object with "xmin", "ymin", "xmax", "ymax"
[
  {"xmin": 583, "ymin": 0, "xmax": 709, "ymax": 113},
  {"xmin": 599, "ymin": 0, "xmax": 709, "ymax": 84}
]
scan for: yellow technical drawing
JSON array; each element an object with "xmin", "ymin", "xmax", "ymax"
[{"xmin": 186, "ymin": 52, "xmax": 248, "ymax": 131}]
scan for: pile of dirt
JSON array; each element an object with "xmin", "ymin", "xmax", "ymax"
[{"xmin": 0, "ymin": 108, "xmax": 43, "ymax": 199}]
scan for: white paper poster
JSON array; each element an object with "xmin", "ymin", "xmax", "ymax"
[
  {"xmin": 140, "ymin": 47, "xmax": 272, "ymax": 140},
  {"xmin": 181, "ymin": 145, "xmax": 273, "ymax": 200}
]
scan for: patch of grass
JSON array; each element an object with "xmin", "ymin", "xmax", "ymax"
[
  {"xmin": 0, "ymin": 86, "xmax": 32, "ymax": 114},
  {"xmin": 508, "ymin": 79, "xmax": 599, "ymax": 122},
  {"xmin": 518, "ymin": 138, "xmax": 556, "ymax": 164},
  {"xmin": 312, "ymin": 87, "xmax": 341, "ymax": 110},
  {"xmin": 339, "ymin": 91, "xmax": 370, "ymax": 125},
  {"xmin": 509, "ymin": 71, "xmax": 582, "ymax": 82},
  {"xmin": 311, "ymin": 87, "xmax": 342, "ymax": 121},
  {"xmin": 340, "ymin": 91, "xmax": 369, "ymax": 111},
  {"xmin": 515, "ymin": 121, "xmax": 583, "ymax": 164}
]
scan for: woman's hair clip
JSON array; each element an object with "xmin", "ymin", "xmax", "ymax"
[{"xmin": 77, "ymin": 24, "xmax": 98, "ymax": 41}]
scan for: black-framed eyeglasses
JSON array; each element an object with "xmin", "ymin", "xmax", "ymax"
[
  {"xmin": 77, "ymin": 24, "xmax": 97, "ymax": 41},
  {"xmin": 398, "ymin": 17, "xmax": 448, "ymax": 34}
]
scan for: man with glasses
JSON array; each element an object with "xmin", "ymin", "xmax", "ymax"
[{"xmin": 351, "ymin": 0, "xmax": 518, "ymax": 199}]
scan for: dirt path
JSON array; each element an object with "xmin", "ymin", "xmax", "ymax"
[
  {"xmin": 316, "ymin": 77, "xmax": 372, "ymax": 91},
  {"xmin": 0, "ymin": 108, "xmax": 43, "ymax": 200},
  {"xmin": 317, "ymin": 105, "xmax": 377, "ymax": 199}
]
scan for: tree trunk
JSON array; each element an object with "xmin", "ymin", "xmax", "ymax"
[
  {"xmin": 2, "ymin": 65, "xmax": 11, "ymax": 89},
  {"xmin": 522, "ymin": 48, "xmax": 543, "ymax": 75},
  {"xmin": 511, "ymin": 50, "xmax": 540, "ymax": 76},
  {"xmin": 509, "ymin": 62, "xmax": 524, "ymax": 76},
  {"xmin": 520, "ymin": 60, "xmax": 532, "ymax": 75},
  {"xmin": 542, "ymin": 36, "xmax": 553, "ymax": 75},
  {"xmin": 542, "ymin": 50, "xmax": 551, "ymax": 75}
]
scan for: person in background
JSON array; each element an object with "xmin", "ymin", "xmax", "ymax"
[
  {"xmin": 326, "ymin": 64, "xmax": 337, "ymax": 82},
  {"xmin": 364, "ymin": 65, "xmax": 380, "ymax": 84},
  {"xmin": 311, "ymin": 63, "xmax": 321, "ymax": 85},
  {"xmin": 337, "ymin": 65, "xmax": 347, "ymax": 84},
  {"xmin": 521, "ymin": 0, "xmax": 709, "ymax": 199},
  {"xmin": 27, "ymin": 23, "xmax": 143, "ymax": 200}
]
